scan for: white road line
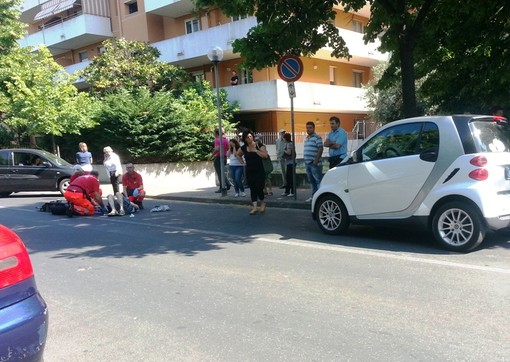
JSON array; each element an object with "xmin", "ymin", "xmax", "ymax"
[{"xmin": 9, "ymin": 207, "xmax": 510, "ymax": 275}]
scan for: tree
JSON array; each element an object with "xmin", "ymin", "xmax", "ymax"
[
  {"xmin": 416, "ymin": 1, "xmax": 510, "ymax": 114},
  {"xmin": 0, "ymin": 46, "xmax": 96, "ymax": 145},
  {"xmin": 56, "ymin": 83, "xmax": 238, "ymax": 162},
  {"xmin": 80, "ymin": 38, "xmax": 191, "ymax": 95},
  {"xmin": 0, "ymin": 0, "xmax": 24, "ymax": 55}
]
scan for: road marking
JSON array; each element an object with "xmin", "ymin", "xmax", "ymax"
[
  {"xmin": 108, "ymin": 218, "xmax": 510, "ymax": 275},
  {"xmin": 9, "ymin": 207, "xmax": 510, "ymax": 275}
]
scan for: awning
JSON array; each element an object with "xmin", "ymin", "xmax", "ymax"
[
  {"xmin": 33, "ymin": 0, "xmax": 77, "ymax": 22},
  {"xmin": 54, "ymin": 0, "xmax": 78, "ymax": 14}
]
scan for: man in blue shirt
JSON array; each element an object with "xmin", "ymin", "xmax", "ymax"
[
  {"xmin": 303, "ymin": 121, "xmax": 323, "ymax": 202},
  {"xmin": 324, "ymin": 116, "xmax": 348, "ymax": 169}
]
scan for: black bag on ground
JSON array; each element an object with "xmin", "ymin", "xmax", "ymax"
[{"xmin": 39, "ymin": 200, "xmax": 68, "ymax": 215}]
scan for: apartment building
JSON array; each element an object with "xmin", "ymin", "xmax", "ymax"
[{"xmin": 18, "ymin": 0, "xmax": 386, "ymax": 134}]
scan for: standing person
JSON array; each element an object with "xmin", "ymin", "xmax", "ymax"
[
  {"xmin": 64, "ymin": 170, "xmax": 105, "ymax": 216},
  {"xmin": 282, "ymin": 132, "xmax": 296, "ymax": 197},
  {"xmin": 323, "ymin": 116, "xmax": 348, "ymax": 169},
  {"xmin": 209, "ymin": 128, "xmax": 231, "ymax": 193},
  {"xmin": 103, "ymin": 146, "xmax": 122, "ymax": 194},
  {"xmin": 228, "ymin": 139, "xmax": 246, "ymax": 197},
  {"xmin": 122, "ymin": 163, "xmax": 146, "ymax": 209},
  {"xmin": 275, "ymin": 129, "xmax": 287, "ymax": 189},
  {"xmin": 237, "ymin": 130, "xmax": 268, "ymax": 215},
  {"xmin": 255, "ymin": 133, "xmax": 273, "ymax": 196},
  {"xmin": 303, "ymin": 121, "xmax": 324, "ymax": 202},
  {"xmin": 230, "ymin": 70, "xmax": 239, "ymax": 86},
  {"xmin": 76, "ymin": 142, "xmax": 93, "ymax": 172}
]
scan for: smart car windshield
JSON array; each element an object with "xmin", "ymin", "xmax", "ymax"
[{"xmin": 470, "ymin": 120, "xmax": 510, "ymax": 153}]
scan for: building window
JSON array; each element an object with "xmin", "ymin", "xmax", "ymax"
[
  {"xmin": 232, "ymin": 15, "xmax": 247, "ymax": 21},
  {"xmin": 78, "ymin": 50, "xmax": 88, "ymax": 62},
  {"xmin": 126, "ymin": 1, "xmax": 138, "ymax": 14},
  {"xmin": 185, "ymin": 18, "xmax": 200, "ymax": 34},
  {"xmin": 241, "ymin": 69, "xmax": 253, "ymax": 84},
  {"xmin": 192, "ymin": 71, "xmax": 204, "ymax": 83},
  {"xmin": 353, "ymin": 71, "xmax": 363, "ymax": 88},
  {"xmin": 352, "ymin": 19, "xmax": 364, "ymax": 33},
  {"xmin": 329, "ymin": 66, "xmax": 337, "ymax": 85}
]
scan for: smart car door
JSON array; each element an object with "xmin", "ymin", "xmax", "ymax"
[{"xmin": 347, "ymin": 122, "xmax": 438, "ymax": 216}]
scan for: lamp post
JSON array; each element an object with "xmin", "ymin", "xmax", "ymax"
[{"xmin": 207, "ymin": 46, "xmax": 227, "ymax": 196}]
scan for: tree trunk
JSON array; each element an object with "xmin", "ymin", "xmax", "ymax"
[{"xmin": 400, "ymin": 42, "xmax": 418, "ymax": 118}]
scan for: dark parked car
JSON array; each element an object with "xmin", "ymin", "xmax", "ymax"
[
  {"xmin": 0, "ymin": 148, "xmax": 75, "ymax": 197},
  {"xmin": 0, "ymin": 224, "xmax": 48, "ymax": 361}
]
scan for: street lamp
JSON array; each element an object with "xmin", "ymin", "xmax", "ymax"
[{"xmin": 207, "ymin": 46, "xmax": 227, "ymax": 196}]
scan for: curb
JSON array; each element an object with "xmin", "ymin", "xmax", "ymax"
[{"xmin": 154, "ymin": 194, "xmax": 311, "ymax": 210}]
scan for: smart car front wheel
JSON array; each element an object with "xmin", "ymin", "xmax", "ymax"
[
  {"xmin": 432, "ymin": 201, "xmax": 485, "ymax": 252},
  {"xmin": 315, "ymin": 195, "xmax": 349, "ymax": 235}
]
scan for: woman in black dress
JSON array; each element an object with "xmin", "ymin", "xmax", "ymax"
[{"xmin": 237, "ymin": 130, "xmax": 269, "ymax": 214}]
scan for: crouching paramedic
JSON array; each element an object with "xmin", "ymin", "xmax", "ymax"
[
  {"xmin": 122, "ymin": 163, "xmax": 146, "ymax": 209},
  {"xmin": 64, "ymin": 170, "xmax": 105, "ymax": 215}
]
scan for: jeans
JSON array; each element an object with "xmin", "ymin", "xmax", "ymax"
[
  {"xmin": 229, "ymin": 165, "xmax": 245, "ymax": 194},
  {"xmin": 305, "ymin": 162, "xmax": 323, "ymax": 196}
]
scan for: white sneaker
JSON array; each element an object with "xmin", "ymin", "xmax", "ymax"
[
  {"xmin": 287, "ymin": 193, "xmax": 294, "ymax": 197},
  {"xmin": 305, "ymin": 197, "xmax": 313, "ymax": 202},
  {"xmin": 241, "ymin": 192, "xmax": 246, "ymax": 197},
  {"xmin": 234, "ymin": 193, "xmax": 239, "ymax": 197}
]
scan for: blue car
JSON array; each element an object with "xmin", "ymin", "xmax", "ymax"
[{"xmin": 0, "ymin": 224, "xmax": 48, "ymax": 361}]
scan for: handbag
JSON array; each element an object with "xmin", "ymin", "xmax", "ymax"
[{"xmin": 262, "ymin": 155, "xmax": 274, "ymax": 175}]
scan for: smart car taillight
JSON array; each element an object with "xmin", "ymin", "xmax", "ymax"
[
  {"xmin": 0, "ymin": 226, "xmax": 34, "ymax": 289},
  {"xmin": 469, "ymin": 168, "xmax": 489, "ymax": 181},
  {"xmin": 470, "ymin": 155, "xmax": 487, "ymax": 167}
]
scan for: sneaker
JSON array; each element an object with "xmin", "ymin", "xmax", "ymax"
[
  {"xmin": 119, "ymin": 209, "xmax": 125, "ymax": 216},
  {"xmin": 214, "ymin": 189, "xmax": 222, "ymax": 193},
  {"xmin": 287, "ymin": 193, "xmax": 294, "ymax": 197},
  {"xmin": 241, "ymin": 192, "xmax": 246, "ymax": 197},
  {"xmin": 305, "ymin": 197, "xmax": 313, "ymax": 202},
  {"xmin": 234, "ymin": 193, "xmax": 239, "ymax": 197},
  {"xmin": 108, "ymin": 210, "xmax": 118, "ymax": 216},
  {"xmin": 281, "ymin": 193, "xmax": 288, "ymax": 197}
]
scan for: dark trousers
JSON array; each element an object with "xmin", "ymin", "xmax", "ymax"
[
  {"xmin": 247, "ymin": 172, "xmax": 265, "ymax": 202},
  {"xmin": 109, "ymin": 172, "xmax": 120, "ymax": 193},
  {"xmin": 328, "ymin": 155, "xmax": 343, "ymax": 169},
  {"xmin": 285, "ymin": 164, "xmax": 295, "ymax": 194},
  {"xmin": 214, "ymin": 157, "xmax": 230, "ymax": 189}
]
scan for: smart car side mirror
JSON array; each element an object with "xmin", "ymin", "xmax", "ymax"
[{"xmin": 41, "ymin": 161, "xmax": 51, "ymax": 167}]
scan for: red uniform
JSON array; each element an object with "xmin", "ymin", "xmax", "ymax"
[
  {"xmin": 122, "ymin": 171, "xmax": 145, "ymax": 203},
  {"xmin": 64, "ymin": 174, "xmax": 101, "ymax": 215}
]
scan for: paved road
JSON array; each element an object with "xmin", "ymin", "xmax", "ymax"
[{"xmin": 2, "ymin": 195, "xmax": 510, "ymax": 361}]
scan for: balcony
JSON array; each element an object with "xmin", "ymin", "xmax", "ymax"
[
  {"xmin": 144, "ymin": 0, "xmax": 194, "ymax": 18},
  {"xmin": 153, "ymin": 17, "xmax": 258, "ymax": 68},
  {"xmin": 224, "ymin": 80, "xmax": 368, "ymax": 113},
  {"xmin": 18, "ymin": 13, "xmax": 113, "ymax": 56}
]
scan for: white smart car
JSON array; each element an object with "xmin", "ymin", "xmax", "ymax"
[{"xmin": 312, "ymin": 115, "xmax": 510, "ymax": 252}]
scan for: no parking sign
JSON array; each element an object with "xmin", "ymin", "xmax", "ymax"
[{"xmin": 277, "ymin": 55, "xmax": 303, "ymax": 83}]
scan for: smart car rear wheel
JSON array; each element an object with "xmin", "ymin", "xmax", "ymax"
[
  {"xmin": 58, "ymin": 178, "xmax": 70, "ymax": 195},
  {"xmin": 432, "ymin": 201, "xmax": 485, "ymax": 252},
  {"xmin": 315, "ymin": 195, "xmax": 349, "ymax": 235}
]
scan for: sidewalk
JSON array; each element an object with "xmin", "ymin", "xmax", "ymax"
[{"xmin": 154, "ymin": 186, "xmax": 313, "ymax": 210}]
